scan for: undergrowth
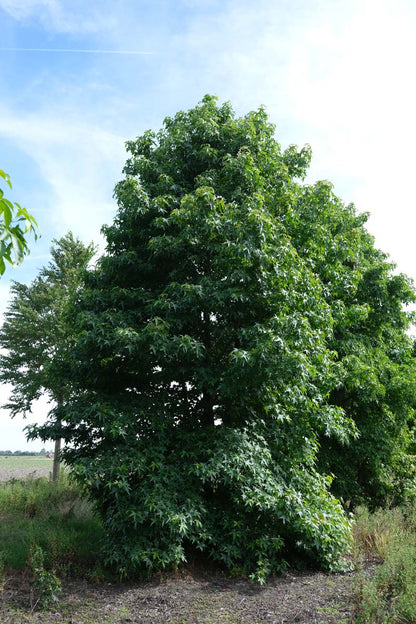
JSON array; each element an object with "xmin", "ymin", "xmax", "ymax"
[
  {"xmin": 352, "ymin": 505, "xmax": 416, "ymax": 623},
  {"xmin": 3, "ymin": 474, "xmax": 416, "ymax": 620},
  {"xmin": 0, "ymin": 473, "xmax": 105, "ymax": 584}
]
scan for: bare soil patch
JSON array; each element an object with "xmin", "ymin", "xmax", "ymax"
[
  {"xmin": 0, "ymin": 457, "xmax": 53, "ymax": 482},
  {"xmin": 1, "ymin": 561, "xmax": 375, "ymax": 624}
]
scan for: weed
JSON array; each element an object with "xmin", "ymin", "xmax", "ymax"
[
  {"xmin": 352, "ymin": 505, "xmax": 416, "ymax": 623},
  {"xmin": 29, "ymin": 544, "xmax": 62, "ymax": 611},
  {"xmin": 352, "ymin": 506, "xmax": 405, "ymax": 560}
]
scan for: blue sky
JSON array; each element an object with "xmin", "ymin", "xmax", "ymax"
[{"xmin": 1, "ymin": 0, "xmax": 416, "ymax": 450}]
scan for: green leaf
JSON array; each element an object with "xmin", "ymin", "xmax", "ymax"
[{"xmin": 0, "ymin": 168, "xmax": 12, "ymax": 189}]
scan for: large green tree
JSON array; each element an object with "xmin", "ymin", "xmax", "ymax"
[
  {"xmin": 32, "ymin": 96, "xmax": 416, "ymax": 579},
  {"xmin": 34, "ymin": 96, "xmax": 357, "ymax": 580},
  {"xmin": 0, "ymin": 169, "xmax": 39, "ymax": 274},
  {"xmin": 0, "ymin": 232, "xmax": 96, "ymax": 480}
]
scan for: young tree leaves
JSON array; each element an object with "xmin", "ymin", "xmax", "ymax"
[{"xmin": 0, "ymin": 169, "xmax": 39, "ymax": 274}]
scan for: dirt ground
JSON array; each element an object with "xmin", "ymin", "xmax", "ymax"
[
  {"xmin": 0, "ymin": 467, "xmax": 52, "ymax": 482},
  {"xmin": 1, "ymin": 560, "xmax": 373, "ymax": 624},
  {"xmin": 0, "ymin": 458, "xmax": 53, "ymax": 482}
]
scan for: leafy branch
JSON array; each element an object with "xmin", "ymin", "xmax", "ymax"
[{"xmin": 0, "ymin": 169, "xmax": 39, "ymax": 275}]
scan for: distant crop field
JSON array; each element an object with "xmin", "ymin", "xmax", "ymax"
[{"xmin": 0, "ymin": 455, "xmax": 54, "ymax": 482}]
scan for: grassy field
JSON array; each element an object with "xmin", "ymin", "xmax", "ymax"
[{"xmin": 0, "ymin": 455, "xmax": 54, "ymax": 481}]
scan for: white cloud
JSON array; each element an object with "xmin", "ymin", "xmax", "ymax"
[
  {"xmin": 277, "ymin": 0, "xmax": 416, "ymax": 275},
  {"xmin": 163, "ymin": 0, "xmax": 416, "ymax": 276},
  {"xmin": 0, "ymin": 0, "xmax": 55, "ymax": 19},
  {"xmin": 0, "ymin": 101, "xmax": 127, "ymax": 452},
  {"xmin": 0, "ymin": 0, "xmax": 115, "ymax": 34},
  {"xmin": 0, "ymin": 106, "xmax": 125, "ymax": 243}
]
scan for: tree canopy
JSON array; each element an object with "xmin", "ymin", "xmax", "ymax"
[
  {"xmin": 30, "ymin": 96, "xmax": 416, "ymax": 581},
  {"xmin": 0, "ymin": 232, "xmax": 96, "ymax": 479},
  {"xmin": 289, "ymin": 181, "xmax": 416, "ymax": 506},
  {"xmin": 0, "ymin": 169, "xmax": 39, "ymax": 274}
]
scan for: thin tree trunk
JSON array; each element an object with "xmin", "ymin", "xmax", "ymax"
[
  {"xmin": 52, "ymin": 398, "xmax": 63, "ymax": 482},
  {"xmin": 52, "ymin": 436, "xmax": 61, "ymax": 482}
]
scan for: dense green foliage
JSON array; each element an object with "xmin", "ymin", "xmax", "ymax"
[
  {"xmin": 290, "ymin": 180, "xmax": 416, "ymax": 507},
  {"xmin": 34, "ymin": 97, "xmax": 347, "ymax": 580},
  {"xmin": 30, "ymin": 96, "xmax": 415, "ymax": 581},
  {"xmin": 0, "ymin": 168, "xmax": 38, "ymax": 274}
]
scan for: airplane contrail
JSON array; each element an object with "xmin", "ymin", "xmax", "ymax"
[{"xmin": 0, "ymin": 47, "xmax": 152, "ymax": 55}]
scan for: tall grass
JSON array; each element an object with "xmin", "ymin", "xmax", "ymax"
[
  {"xmin": 352, "ymin": 505, "xmax": 416, "ymax": 623},
  {"xmin": 0, "ymin": 474, "xmax": 105, "ymax": 578}
]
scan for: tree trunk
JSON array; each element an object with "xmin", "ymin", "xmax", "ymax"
[
  {"xmin": 52, "ymin": 436, "xmax": 61, "ymax": 482},
  {"xmin": 52, "ymin": 396, "xmax": 64, "ymax": 482}
]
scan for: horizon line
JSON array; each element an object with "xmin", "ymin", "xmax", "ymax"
[{"xmin": 0, "ymin": 47, "xmax": 152, "ymax": 55}]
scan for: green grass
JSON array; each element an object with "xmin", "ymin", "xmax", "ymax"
[
  {"xmin": 0, "ymin": 474, "xmax": 106, "ymax": 578},
  {"xmin": 0, "ymin": 455, "xmax": 53, "ymax": 466},
  {"xmin": 352, "ymin": 505, "xmax": 416, "ymax": 623}
]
